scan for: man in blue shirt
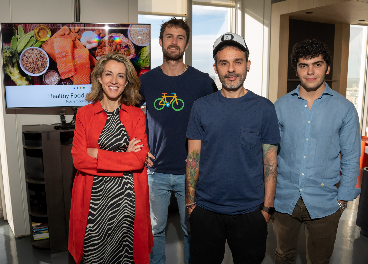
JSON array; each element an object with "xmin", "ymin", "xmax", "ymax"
[
  {"xmin": 273, "ymin": 39, "xmax": 361, "ymax": 264},
  {"xmin": 186, "ymin": 33, "xmax": 280, "ymax": 264},
  {"xmin": 139, "ymin": 18, "xmax": 216, "ymax": 264}
]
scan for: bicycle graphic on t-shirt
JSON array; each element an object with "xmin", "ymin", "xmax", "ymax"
[{"xmin": 154, "ymin": 93, "xmax": 184, "ymax": 111}]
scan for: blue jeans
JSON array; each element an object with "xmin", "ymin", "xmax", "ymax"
[{"xmin": 147, "ymin": 169, "xmax": 191, "ymax": 264}]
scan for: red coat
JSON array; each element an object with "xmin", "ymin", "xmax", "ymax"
[{"xmin": 68, "ymin": 101, "xmax": 153, "ymax": 264}]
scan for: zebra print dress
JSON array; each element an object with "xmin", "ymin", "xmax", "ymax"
[{"xmin": 83, "ymin": 106, "xmax": 135, "ymax": 264}]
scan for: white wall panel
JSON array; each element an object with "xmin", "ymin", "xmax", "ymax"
[
  {"xmin": 129, "ymin": 0, "xmax": 139, "ymax": 23},
  {"xmin": 0, "ymin": 0, "xmax": 11, "ymax": 222},
  {"xmin": 80, "ymin": 0, "xmax": 137, "ymax": 23},
  {"xmin": 194, "ymin": 0, "xmax": 235, "ymax": 5},
  {"xmin": 242, "ymin": 0, "xmax": 271, "ymax": 97},
  {"xmin": 139, "ymin": 0, "xmax": 187, "ymax": 15},
  {"xmin": 0, "ymin": 0, "xmax": 10, "ymax": 22},
  {"xmin": 11, "ymin": 0, "xmax": 73, "ymax": 23}
]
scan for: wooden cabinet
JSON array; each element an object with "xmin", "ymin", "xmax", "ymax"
[{"xmin": 23, "ymin": 125, "xmax": 75, "ymax": 252}]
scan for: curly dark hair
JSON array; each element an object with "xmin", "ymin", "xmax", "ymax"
[
  {"xmin": 160, "ymin": 18, "xmax": 191, "ymax": 45},
  {"xmin": 291, "ymin": 39, "xmax": 332, "ymax": 69},
  {"xmin": 86, "ymin": 52, "xmax": 141, "ymax": 106}
]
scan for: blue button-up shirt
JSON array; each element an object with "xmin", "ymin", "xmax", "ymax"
[{"xmin": 274, "ymin": 83, "xmax": 361, "ymax": 219}]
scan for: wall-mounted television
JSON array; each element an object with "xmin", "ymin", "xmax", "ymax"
[{"xmin": 1, "ymin": 23, "xmax": 151, "ymax": 110}]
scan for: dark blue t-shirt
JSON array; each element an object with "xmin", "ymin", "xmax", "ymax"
[
  {"xmin": 186, "ymin": 90, "xmax": 280, "ymax": 215},
  {"xmin": 139, "ymin": 66, "xmax": 216, "ymax": 174}
]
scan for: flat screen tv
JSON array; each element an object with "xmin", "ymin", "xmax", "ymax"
[{"xmin": 1, "ymin": 23, "xmax": 151, "ymax": 110}]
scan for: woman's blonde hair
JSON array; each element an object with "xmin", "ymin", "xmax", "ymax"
[{"xmin": 86, "ymin": 52, "xmax": 141, "ymax": 106}]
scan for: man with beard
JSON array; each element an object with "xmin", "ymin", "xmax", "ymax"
[
  {"xmin": 272, "ymin": 39, "xmax": 360, "ymax": 263},
  {"xmin": 139, "ymin": 18, "xmax": 216, "ymax": 264},
  {"xmin": 185, "ymin": 33, "xmax": 280, "ymax": 264}
]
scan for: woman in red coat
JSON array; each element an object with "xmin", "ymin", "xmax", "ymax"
[{"xmin": 68, "ymin": 52, "xmax": 153, "ymax": 264}]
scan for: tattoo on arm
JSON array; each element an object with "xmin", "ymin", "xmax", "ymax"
[
  {"xmin": 186, "ymin": 149, "xmax": 200, "ymax": 205},
  {"xmin": 263, "ymin": 143, "xmax": 278, "ymax": 208},
  {"xmin": 263, "ymin": 144, "xmax": 278, "ymax": 183}
]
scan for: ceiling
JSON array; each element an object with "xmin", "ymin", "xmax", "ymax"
[{"xmin": 288, "ymin": 1, "xmax": 368, "ymax": 25}]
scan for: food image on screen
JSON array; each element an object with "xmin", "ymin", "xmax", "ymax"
[
  {"xmin": 1, "ymin": 23, "xmax": 151, "ymax": 108},
  {"xmin": 128, "ymin": 24, "xmax": 150, "ymax": 46},
  {"xmin": 43, "ymin": 70, "xmax": 60, "ymax": 85},
  {"xmin": 73, "ymin": 48, "xmax": 91, "ymax": 84},
  {"xmin": 95, "ymin": 33, "xmax": 135, "ymax": 59},
  {"xmin": 60, "ymin": 79, "xmax": 73, "ymax": 85},
  {"xmin": 41, "ymin": 26, "xmax": 93, "ymax": 84},
  {"xmin": 54, "ymin": 38, "xmax": 75, "ymax": 79},
  {"xmin": 34, "ymin": 24, "xmax": 51, "ymax": 42},
  {"xmin": 21, "ymin": 48, "xmax": 48, "ymax": 75}
]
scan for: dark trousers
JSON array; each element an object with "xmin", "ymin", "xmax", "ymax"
[
  {"xmin": 190, "ymin": 205, "xmax": 268, "ymax": 264},
  {"xmin": 273, "ymin": 197, "xmax": 342, "ymax": 264}
]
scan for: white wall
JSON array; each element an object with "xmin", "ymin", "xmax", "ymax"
[
  {"xmin": 81, "ymin": 0, "xmax": 138, "ymax": 23},
  {"xmin": 241, "ymin": 0, "xmax": 271, "ymax": 97},
  {"xmin": 0, "ymin": 0, "xmax": 138, "ymax": 237}
]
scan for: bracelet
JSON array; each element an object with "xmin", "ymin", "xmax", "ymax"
[
  {"xmin": 338, "ymin": 201, "xmax": 347, "ymax": 211},
  {"xmin": 186, "ymin": 202, "xmax": 196, "ymax": 208},
  {"xmin": 187, "ymin": 204, "xmax": 196, "ymax": 210}
]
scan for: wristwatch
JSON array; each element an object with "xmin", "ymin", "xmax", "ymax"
[
  {"xmin": 338, "ymin": 201, "xmax": 347, "ymax": 212},
  {"xmin": 261, "ymin": 206, "xmax": 275, "ymax": 215}
]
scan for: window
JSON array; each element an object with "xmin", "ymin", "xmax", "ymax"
[
  {"xmin": 346, "ymin": 26, "xmax": 367, "ymax": 125},
  {"xmin": 192, "ymin": 5, "xmax": 232, "ymax": 88}
]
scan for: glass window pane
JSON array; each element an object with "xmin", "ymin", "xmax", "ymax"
[
  {"xmin": 138, "ymin": 15, "xmax": 182, "ymax": 68},
  {"xmin": 347, "ymin": 25, "xmax": 367, "ymax": 121},
  {"xmin": 192, "ymin": 5, "xmax": 231, "ymax": 88}
]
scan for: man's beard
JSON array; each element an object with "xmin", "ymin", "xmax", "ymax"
[
  {"xmin": 219, "ymin": 73, "xmax": 246, "ymax": 90},
  {"xmin": 163, "ymin": 45, "xmax": 185, "ymax": 61}
]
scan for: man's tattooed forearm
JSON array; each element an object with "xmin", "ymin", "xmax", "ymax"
[
  {"xmin": 186, "ymin": 149, "xmax": 200, "ymax": 204},
  {"xmin": 263, "ymin": 144, "xmax": 273, "ymax": 159},
  {"xmin": 263, "ymin": 144, "xmax": 277, "ymax": 182},
  {"xmin": 264, "ymin": 163, "xmax": 276, "ymax": 182}
]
